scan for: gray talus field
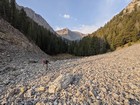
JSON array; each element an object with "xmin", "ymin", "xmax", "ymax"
[{"xmin": 1, "ymin": 43, "xmax": 140, "ymax": 105}]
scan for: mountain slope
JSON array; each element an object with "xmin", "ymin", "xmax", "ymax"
[
  {"xmin": 16, "ymin": 4, "xmax": 55, "ymax": 34},
  {"xmin": 0, "ymin": 18, "xmax": 49, "ymax": 61},
  {"xmin": 1, "ymin": 38, "xmax": 140, "ymax": 104},
  {"xmin": 0, "ymin": 18, "xmax": 51, "ymax": 95},
  {"xmin": 62, "ymin": 0, "xmax": 140, "ymax": 56},
  {"xmin": 57, "ymin": 28, "xmax": 86, "ymax": 41},
  {"xmin": 0, "ymin": 0, "xmax": 68, "ymax": 55},
  {"xmin": 123, "ymin": 0, "xmax": 140, "ymax": 14},
  {"xmin": 91, "ymin": 0, "xmax": 140, "ymax": 50}
]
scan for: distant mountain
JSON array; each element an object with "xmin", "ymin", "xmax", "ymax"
[
  {"xmin": 16, "ymin": 4, "xmax": 55, "ymax": 34},
  {"xmin": 56, "ymin": 28, "xmax": 86, "ymax": 41}
]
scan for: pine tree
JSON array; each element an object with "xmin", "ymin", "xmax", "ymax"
[{"xmin": 9, "ymin": 0, "xmax": 16, "ymax": 25}]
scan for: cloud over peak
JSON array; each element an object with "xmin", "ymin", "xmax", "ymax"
[
  {"xmin": 63, "ymin": 14, "xmax": 70, "ymax": 19},
  {"xmin": 72, "ymin": 24, "xmax": 99, "ymax": 34}
]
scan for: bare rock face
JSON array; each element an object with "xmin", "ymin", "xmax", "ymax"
[
  {"xmin": 16, "ymin": 4, "xmax": 56, "ymax": 34},
  {"xmin": 56, "ymin": 28, "xmax": 86, "ymax": 41},
  {"xmin": 123, "ymin": 0, "xmax": 140, "ymax": 14}
]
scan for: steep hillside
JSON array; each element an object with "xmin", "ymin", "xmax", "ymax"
[
  {"xmin": 0, "ymin": 19, "xmax": 47, "ymax": 55},
  {"xmin": 0, "ymin": 19, "xmax": 50, "ymax": 93},
  {"xmin": 0, "ymin": 0, "xmax": 68, "ymax": 55},
  {"xmin": 57, "ymin": 28, "xmax": 86, "ymax": 41},
  {"xmin": 16, "ymin": 4, "xmax": 55, "ymax": 34},
  {"xmin": 123, "ymin": 0, "xmax": 140, "ymax": 14},
  {"xmin": 91, "ymin": 0, "xmax": 140, "ymax": 50}
]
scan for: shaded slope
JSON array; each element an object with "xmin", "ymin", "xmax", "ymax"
[
  {"xmin": 0, "ymin": 18, "xmax": 51, "ymax": 96},
  {"xmin": 0, "ymin": 18, "xmax": 49, "ymax": 66},
  {"xmin": 0, "ymin": 0, "xmax": 68, "ymax": 55},
  {"xmin": 16, "ymin": 4, "xmax": 56, "ymax": 34}
]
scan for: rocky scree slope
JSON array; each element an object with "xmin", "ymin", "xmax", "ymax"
[
  {"xmin": 0, "ymin": 19, "xmax": 50, "ymax": 99},
  {"xmin": 1, "ymin": 32, "xmax": 140, "ymax": 104}
]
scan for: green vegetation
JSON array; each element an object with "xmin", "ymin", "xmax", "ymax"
[
  {"xmin": 68, "ymin": 36, "xmax": 108, "ymax": 56},
  {"xmin": 0, "ymin": 0, "xmax": 68, "ymax": 55},
  {"xmin": 0, "ymin": 0, "xmax": 140, "ymax": 56},
  {"xmin": 91, "ymin": 7, "xmax": 140, "ymax": 50},
  {"xmin": 66, "ymin": 4, "xmax": 140, "ymax": 56}
]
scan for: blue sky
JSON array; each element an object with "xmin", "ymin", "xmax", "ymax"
[{"xmin": 16, "ymin": 0, "xmax": 131, "ymax": 34}]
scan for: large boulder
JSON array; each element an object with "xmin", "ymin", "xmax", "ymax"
[{"xmin": 48, "ymin": 73, "xmax": 75, "ymax": 93}]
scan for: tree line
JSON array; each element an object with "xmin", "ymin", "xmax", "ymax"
[
  {"xmin": 91, "ymin": 5, "xmax": 140, "ymax": 50},
  {"xmin": 67, "ymin": 36, "xmax": 108, "ymax": 56},
  {"xmin": 1, "ymin": 0, "xmax": 139, "ymax": 57},
  {"xmin": 0, "ymin": 0, "xmax": 68, "ymax": 55},
  {"xmin": 0, "ymin": 0, "xmax": 108, "ymax": 56}
]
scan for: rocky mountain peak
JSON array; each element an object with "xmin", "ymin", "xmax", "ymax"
[
  {"xmin": 57, "ymin": 28, "xmax": 69, "ymax": 35},
  {"xmin": 123, "ymin": 0, "xmax": 140, "ymax": 14},
  {"xmin": 16, "ymin": 4, "xmax": 56, "ymax": 34},
  {"xmin": 56, "ymin": 28, "xmax": 86, "ymax": 41}
]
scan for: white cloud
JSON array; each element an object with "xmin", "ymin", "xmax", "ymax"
[
  {"xmin": 55, "ymin": 24, "xmax": 100, "ymax": 34},
  {"xmin": 55, "ymin": 26, "xmax": 64, "ymax": 31},
  {"xmin": 59, "ymin": 13, "xmax": 77, "ymax": 21},
  {"xmin": 72, "ymin": 25, "xmax": 99, "ymax": 34},
  {"xmin": 63, "ymin": 14, "xmax": 70, "ymax": 19}
]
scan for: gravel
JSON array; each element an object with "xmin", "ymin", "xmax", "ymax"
[{"xmin": 1, "ymin": 43, "xmax": 140, "ymax": 104}]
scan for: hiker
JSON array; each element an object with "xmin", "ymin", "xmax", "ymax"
[{"xmin": 42, "ymin": 59, "xmax": 49, "ymax": 70}]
